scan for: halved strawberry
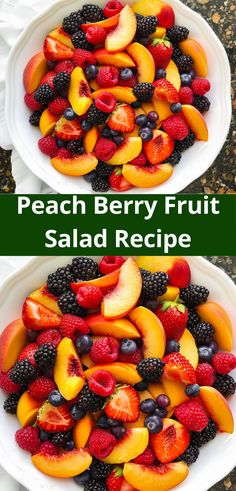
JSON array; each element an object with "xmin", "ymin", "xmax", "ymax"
[
  {"xmin": 143, "ymin": 130, "xmax": 174, "ymax": 165},
  {"xmin": 163, "ymin": 352, "xmax": 196, "ymax": 385},
  {"xmin": 37, "ymin": 401, "xmax": 74, "ymax": 432},
  {"xmin": 109, "ymin": 168, "xmax": 134, "ymax": 191},
  {"xmin": 43, "ymin": 36, "xmax": 74, "ymax": 61},
  {"xmin": 150, "ymin": 418, "xmax": 190, "ymax": 464},
  {"xmin": 18, "ymin": 343, "xmax": 38, "ymax": 367},
  {"xmin": 55, "ymin": 116, "xmax": 83, "ymax": 141},
  {"xmin": 22, "ymin": 298, "xmax": 62, "ymax": 331},
  {"xmin": 108, "ymin": 104, "xmax": 135, "ymax": 133},
  {"xmin": 153, "ymin": 79, "xmax": 179, "ymax": 103},
  {"xmin": 40, "ymin": 71, "xmax": 56, "ymax": 89},
  {"xmin": 105, "ymin": 386, "xmax": 140, "ymax": 422}
]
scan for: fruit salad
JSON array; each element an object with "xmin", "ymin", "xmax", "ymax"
[
  {"xmin": 0, "ymin": 256, "xmax": 235, "ymax": 491},
  {"xmin": 23, "ymin": 0, "xmax": 211, "ymax": 192}
]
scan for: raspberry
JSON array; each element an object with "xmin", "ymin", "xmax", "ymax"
[
  {"xmin": 72, "ymin": 48, "xmax": 96, "ymax": 68},
  {"xmin": 119, "ymin": 75, "xmax": 138, "ymax": 88},
  {"xmin": 18, "ymin": 343, "xmax": 38, "ymax": 367},
  {"xmin": 57, "ymin": 148, "xmax": 72, "ymax": 159},
  {"xmin": 60, "ymin": 314, "xmax": 90, "ymax": 340},
  {"xmin": 95, "ymin": 92, "xmax": 117, "ymax": 113},
  {"xmin": 162, "ymin": 115, "xmax": 189, "ymax": 141},
  {"xmin": 39, "ymin": 441, "xmax": 59, "ymax": 456},
  {"xmin": 48, "ymin": 97, "xmax": 69, "ymax": 116},
  {"xmin": 212, "ymin": 352, "xmax": 236, "ymax": 375},
  {"xmin": 24, "ymin": 93, "xmax": 42, "ymax": 111},
  {"xmin": 129, "ymin": 152, "xmax": 147, "ymax": 166},
  {"xmin": 179, "ymin": 86, "xmax": 193, "ymax": 104},
  {"xmin": 191, "ymin": 78, "xmax": 211, "ymax": 96},
  {"xmin": 196, "ymin": 363, "xmax": 216, "ymax": 386},
  {"xmin": 97, "ymin": 66, "xmax": 119, "ymax": 88},
  {"xmin": 76, "ymin": 285, "xmax": 103, "ymax": 309},
  {"xmin": 103, "ymin": 0, "xmax": 123, "ymax": 18},
  {"xmin": 99, "ymin": 256, "xmax": 125, "ymax": 275},
  {"xmin": 133, "ymin": 446, "xmax": 155, "ymax": 465},
  {"xmin": 90, "ymin": 337, "xmax": 119, "ymax": 364},
  {"xmin": 38, "ymin": 136, "xmax": 58, "ymax": 157},
  {"xmin": 174, "ymin": 400, "xmax": 209, "ymax": 432},
  {"xmin": 55, "ymin": 61, "xmax": 74, "ymax": 74},
  {"xmin": 15, "ymin": 426, "xmax": 41, "ymax": 453},
  {"xmin": 89, "ymin": 370, "xmax": 116, "ymax": 397},
  {"xmin": 119, "ymin": 349, "xmax": 143, "ymax": 365},
  {"xmin": 86, "ymin": 26, "xmax": 106, "ymax": 45},
  {"xmin": 0, "ymin": 371, "xmax": 21, "ymax": 394},
  {"xmin": 28, "ymin": 376, "xmax": 56, "ymax": 401},
  {"xmin": 37, "ymin": 329, "xmax": 62, "ymax": 347},
  {"xmin": 89, "ymin": 429, "xmax": 116, "ymax": 459},
  {"xmin": 95, "ymin": 138, "xmax": 117, "ymax": 161}
]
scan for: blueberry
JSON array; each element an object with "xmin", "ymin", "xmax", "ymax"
[
  {"xmin": 39, "ymin": 430, "xmax": 51, "ymax": 442},
  {"xmin": 74, "ymin": 470, "xmax": 91, "ymax": 485},
  {"xmin": 139, "ymin": 127, "xmax": 153, "ymax": 141},
  {"xmin": 142, "ymin": 299, "xmax": 159, "ymax": 312},
  {"xmin": 113, "ymin": 135, "xmax": 125, "ymax": 146},
  {"xmin": 185, "ymin": 384, "xmax": 200, "ymax": 397},
  {"xmin": 107, "ymin": 418, "xmax": 121, "ymax": 427},
  {"xmin": 198, "ymin": 346, "xmax": 213, "ymax": 363},
  {"xmin": 140, "ymin": 398, "xmax": 156, "ymax": 414},
  {"xmin": 189, "ymin": 69, "xmax": 196, "ymax": 79},
  {"xmin": 78, "ymin": 146, "xmax": 85, "ymax": 155},
  {"xmin": 120, "ymin": 338, "xmax": 137, "ymax": 354},
  {"xmin": 110, "ymin": 129, "xmax": 119, "ymax": 137},
  {"xmin": 170, "ymin": 103, "xmax": 182, "ymax": 113},
  {"xmin": 165, "ymin": 339, "xmax": 180, "ymax": 354},
  {"xmin": 144, "ymin": 414, "xmax": 163, "ymax": 434},
  {"xmin": 180, "ymin": 73, "xmax": 192, "ymax": 86},
  {"xmin": 97, "ymin": 414, "xmax": 109, "ymax": 429},
  {"xmin": 65, "ymin": 440, "xmax": 75, "ymax": 451},
  {"xmin": 75, "ymin": 335, "xmax": 93, "ymax": 355},
  {"xmin": 156, "ymin": 394, "xmax": 170, "ymax": 408},
  {"xmin": 56, "ymin": 138, "xmax": 66, "ymax": 147},
  {"xmin": 131, "ymin": 100, "xmax": 142, "ymax": 108},
  {"xmin": 48, "ymin": 390, "xmax": 66, "ymax": 407},
  {"xmin": 85, "ymin": 64, "xmax": 98, "ymax": 80},
  {"xmin": 81, "ymin": 119, "xmax": 93, "ymax": 131},
  {"xmin": 146, "ymin": 120, "xmax": 156, "ymax": 129},
  {"xmin": 156, "ymin": 68, "xmax": 166, "ymax": 79},
  {"xmin": 111, "ymin": 425, "xmax": 127, "ymax": 439},
  {"xmin": 70, "ymin": 404, "xmax": 86, "ymax": 421},
  {"xmin": 64, "ymin": 108, "xmax": 76, "ymax": 120},
  {"xmin": 208, "ymin": 340, "xmax": 218, "ymax": 354},
  {"xmin": 133, "ymin": 380, "xmax": 149, "ymax": 391},
  {"xmin": 26, "ymin": 329, "xmax": 38, "ymax": 342},
  {"xmin": 47, "ymin": 61, "xmax": 56, "ymax": 70},
  {"xmin": 102, "ymin": 127, "xmax": 112, "ymax": 138},
  {"xmin": 135, "ymin": 114, "xmax": 148, "ymax": 127},
  {"xmin": 139, "ymin": 38, "xmax": 150, "ymax": 46},
  {"xmin": 84, "ymin": 170, "xmax": 97, "ymax": 183},
  {"xmin": 135, "ymin": 338, "xmax": 143, "ymax": 348},
  {"xmin": 154, "ymin": 407, "xmax": 168, "ymax": 418},
  {"xmin": 148, "ymin": 111, "xmax": 159, "ymax": 122},
  {"xmin": 120, "ymin": 68, "xmax": 133, "ymax": 80}
]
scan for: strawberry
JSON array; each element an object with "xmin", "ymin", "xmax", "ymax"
[
  {"xmin": 72, "ymin": 48, "xmax": 96, "ymax": 68},
  {"xmin": 86, "ymin": 26, "xmax": 107, "ymax": 45},
  {"xmin": 108, "ymin": 104, "xmax": 135, "ymax": 133},
  {"xmin": 174, "ymin": 400, "xmax": 209, "ymax": 432},
  {"xmin": 55, "ymin": 60, "xmax": 74, "ymax": 74},
  {"xmin": 163, "ymin": 352, "xmax": 196, "ymax": 385},
  {"xmin": 148, "ymin": 38, "xmax": 173, "ymax": 69},
  {"xmin": 155, "ymin": 299, "xmax": 188, "ymax": 340},
  {"xmin": 55, "ymin": 116, "xmax": 83, "ymax": 140},
  {"xmin": 48, "ymin": 97, "xmax": 69, "ymax": 116},
  {"xmin": 150, "ymin": 418, "xmax": 190, "ymax": 463},
  {"xmin": 43, "ymin": 36, "xmax": 74, "ymax": 61},
  {"xmin": 38, "ymin": 136, "xmax": 58, "ymax": 157},
  {"xmin": 22, "ymin": 298, "xmax": 62, "ymax": 331},
  {"xmin": 97, "ymin": 66, "xmax": 119, "ymax": 88},
  {"xmin": 37, "ymin": 401, "xmax": 74, "ymax": 432},
  {"xmin": 143, "ymin": 131, "xmax": 174, "ymax": 165},
  {"xmin": 109, "ymin": 168, "xmax": 134, "ymax": 192},
  {"xmin": 153, "ymin": 79, "xmax": 179, "ymax": 103},
  {"xmin": 119, "ymin": 348, "xmax": 143, "ymax": 365},
  {"xmin": 40, "ymin": 71, "xmax": 56, "ymax": 89},
  {"xmin": 162, "ymin": 115, "xmax": 189, "ymax": 141},
  {"xmin": 106, "ymin": 467, "xmax": 124, "ymax": 491},
  {"xmin": 24, "ymin": 93, "xmax": 42, "ymax": 111},
  {"xmin": 105, "ymin": 386, "xmax": 140, "ymax": 422},
  {"xmin": 18, "ymin": 343, "xmax": 38, "ymax": 367}
]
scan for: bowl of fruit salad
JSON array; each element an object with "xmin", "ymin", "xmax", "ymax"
[
  {"xmin": 0, "ymin": 255, "xmax": 235, "ymax": 491},
  {"xmin": 5, "ymin": 0, "xmax": 231, "ymax": 193}
]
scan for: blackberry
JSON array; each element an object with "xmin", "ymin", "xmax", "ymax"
[
  {"xmin": 84, "ymin": 481, "xmax": 106, "ymax": 491},
  {"xmin": 87, "ymin": 103, "xmax": 108, "ymax": 125},
  {"xmin": 91, "ymin": 176, "xmax": 110, "ymax": 193},
  {"xmin": 193, "ymin": 95, "xmax": 211, "ymax": 113},
  {"xmin": 67, "ymin": 140, "xmax": 82, "ymax": 153},
  {"xmin": 10, "ymin": 360, "xmax": 36, "ymax": 385},
  {"xmin": 53, "ymin": 72, "xmax": 70, "ymax": 91},
  {"xmin": 79, "ymin": 383, "xmax": 104, "ymax": 412},
  {"xmin": 137, "ymin": 357, "xmax": 165, "ymax": 382},
  {"xmin": 180, "ymin": 284, "xmax": 209, "ymax": 308},
  {"xmin": 191, "ymin": 420, "xmax": 218, "ymax": 447},
  {"xmin": 187, "ymin": 309, "xmax": 201, "ymax": 331},
  {"xmin": 188, "ymin": 322, "xmax": 215, "ymax": 346},
  {"xmin": 163, "ymin": 149, "xmax": 182, "ymax": 166},
  {"xmin": 175, "ymin": 131, "xmax": 195, "ymax": 152},
  {"xmin": 47, "ymin": 265, "xmax": 75, "ymax": 296},
  {"xmin": 142, "ymin": 272, "xmax": 169, "ymax": 299},
  {"xmin": 3, "ymin": 393, "xmax": 21, "ymax": 414},
  {"xmin": 82, "ymin": 4, "xmax": 104, "ymax": 22},
  {"xmin": 34, "ymin": 343, "xmax": 57, "ymax": 369},
  {"xmin": 72, "ymin": 31, "xmax": 93, "ymax": 50},
  {"xmin": 166, "ymin": 26, "xmax": 189, "ymax": 43},
  {"xmin": 213, "ymin": 374, "xmax": 236, "ymax": 398},
  {"xmin": 175, "ymin": 55, "xmax": 193, "ymax": 73},
  {"xmin": 136, "ymin": 14, "xmax": 158, "ymax": 38},
  {"xmin": 172, "ymin": 45, "xmax": 183, "ymax": 62},
  {"xmin": 90, "ymin": 459, "xmax": 112, "ymax": 480},
  {"xmin": 176, "ymin": 444, "xmax": 199, "ymax": 465},
  {"xmin": 96, "ymin": 161, "xmax": 113, "ymax": 177},
  {"xmin": 58, "ymin": 291, "xmax": 87, "ymax": 316},
  {"xmin": 133, "ymin": 82, "xmax": 154, "ymax": 102},
  {"xmin": 63, "ymin": 11, "xmax": 84, "ymax": 34},
  {"xmin": 71, "ymin": 256, "xmax": 99, "ymax": 280},
  {"xmin": 139, "ymin": 268, "xmax": 150, "ymax": 280},
  {"xmin": 34, "ymin": 84, "xmax": 54, "ymax": 103},
  {"xmin": 51, "ymin": 431, "xmax": 71, "ymax": 447},
  {"xmin": 29, "ymin": 110, "xmax": 42, "ymax": 126}
]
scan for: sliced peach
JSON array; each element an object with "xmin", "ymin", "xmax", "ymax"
[
  {"xmin": 89, "ymin": 79, "xmax": 100, "ymax": 91},
  {"xmin": 54, "ymin": 337, "xmax": 84, "ymax": 400},
  {"xmin": 73, "ymin": 415, "xmax": 94, "ymax": 448},
  {"xmin": 162, "ymin": 376, "xmax": 189, "ymax": 407},
  {"xmin": 165, "ymin": 60, "xmax": 181, "ymax": 91},
  {"xmin": 126, "ymin": 126, "xmax": 140, "ymax": 138},
  {"xmin": 129, "ymin": 306, "xmax": 165, "ymax": 358},
  {"xmin": 179, "ymin": 38, "xmax": 208, "ymax": 77},
  {"xmin": 84, "ymin": 127, "xmax": 99, "ymax": 153},
  {"xmin": 39, "ymin": 109, "xmax": 58, "ymax": 136},
  {"xmin": 23, "ymin": 52, "xmax": 48, "ymax": 94},
  {"xmin": 151, "ymin": 27, "xmax": 167, "ymax": 39},
  {"xmin": 69, "ymin": 67, "xmax": 92, "ymax": 116},
  {"xmin": 101, "ymin": 258, "xmax": 142, "ymax": 319},
  {"xmin": 179, "ymin": 329, "xmax": 198, "ymax": 369},
  {"xmin": 82, "ymin": 13, "xmax": 121, "ymax": 32},
  {"xmin": 0, "ymin": 319, "xmax": 27, "ymax": 373},
  {"xmin": 85, "ymin": 363, "xmax": 142, "ymax": 385},
  {"xmin": 149, "ymin": 382, "xmax": 165, "ymax": 399},
  {"xmin": 133, "ymin": 0, "xmax": 174, "ymax": 27},
  {"xmin": 143, "ymin": 129, "xmax": 174, "ymax": 165},
  {"xmin": 126, "ymin": 390, "xmax": 155, "ymax": 429},
  {"xmin": 29, "ymin": 284, "xmax": 61, "ymax": 315},
  {"xmin": 32, "ymin": 448, "xmax": 92, "ymax": 478},
  {"xmin": 126, "ymin": 43, "xmax": 155, "ymax": 83},
  {"xmin": 181, "ymin": 104, "xmax": 208, "ymax": 141},
  {"xmin": 102, "ymin": 428, "xmax": 149, "ymax": 464},
  {"xmin": 200, "ymin": 386, "xmax": 234, "ymax": 433},
  {"xmin": 107, "ymin": 137, "xmax": 142, "ymax": 165},
  {"xmin": 150, "ymin": 418, "xmax": 190, "ymax": 463},
  {"xmin": 51, "ymin": 153, "xmax": 98, "ymax": 176},
  {"xmin": 92, "ymin": 87, "xmax": 136, "ymax": 104},
  {"xmin": 123, "ymin": 163, "xmax": 173, "ymax": 188},
  {"xmin": 136, "ymin": 257, "xmax": 191, "ymax": 288},
  {"xmin": 17, "ymin": 391, "xmax": 41, "ymax": 427},
  {"xmin": 93, "ymin": 48, "xmax": 135, "ymax": 68},
  {"xmin": 71, "ymin": 269, "xmax": 120, "ymax": 295},
  {"xmin": 142, "ymin": 102, "xmax": 155, "ymax": 114},
  {"xmin": 48, "ymin": 26, "xmax": 74, "ymax": 49},
  {"xmin": 85, "ymin": 313, "xmax": 140, "ymax": 338},
  {"xmin": 152, "ymin": 98, "xmax": 172, "ymax": 121},
  {"xmin": 43, "ymin": 36, "xmax": 74, "ymax": 61},
  {"xmin": 196, "ymin": 302, "xmax": 233, "ymax": 351},
  {"xmin": 106, "ymin": 5, "xmax": 137, "ymax": 53},
  {"xmin": 81, "ymin": 353, "xmax": 94, "ymax": 368},
  {"xmin": 158, "ymin": 286, "xmax": 180, "ymax": 302},
  {"xmin": 123, "ymin": 462, "xmax": 189, "ymax": 491}
]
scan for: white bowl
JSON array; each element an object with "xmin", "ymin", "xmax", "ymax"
[
  {"xmin": 5, "ymin": 0, "xmax": 231, "ymax": 194},
  {"xmin": 0, "ymin": 256, "xmax": 235, "ymax": 491}
]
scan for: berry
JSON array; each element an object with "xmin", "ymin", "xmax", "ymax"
[
  {"xmin": 189, "ymin": 322, "xmax": 215, "ymax": 346},
  {"xmin": 71, "ymin": 256, "xmax": 98, "ymax": 280},
  {"xmin": 96, "ymin": 161, "xmax": 113, "ymax": 177},
  {"xmin": 133, "ymin": 380, "xmax": 149, "ymax": 391},
  {"xmin": 79, "ymin": 382, "xmax": 105, "ymax": 412},
  {"xmin": 15, "ymin": 426, "xmax": 41, "ymax": 453},
  {"xmin": 208, "ymin": 340, "xmax": 218, "ymax": 354},
  {"xmin": 191, "ymin": 420, "xmax": 218, "ymax": 447},
  {"xmin": 95, "ymin": 137, "xmax": 117, "ymax": 161},
  {"xmin": 107, "ymin": 418, "xmax": 121, "ymax": 427},
  {"xmin": 148, "ymin": 39, "xmax": 173, "ymax": 69},
  {"xmin": 58, "ymin": 291, "xmax": 87, "ymax": 316},
  {"xmin": 140, "ymin": 398, "xmax": 156, "ymax": 414},
  {"xmin": 38, "ymin": 135, "xmax": 58, "ymax": 157},
  {"xmin": 212, "ymin": 352, "xmax": 236, "ymax": 375},
  {"xmin": 65, "ymin": 440, "xmax": 75, "ymax": 451},
  {"xmin": 57, "ymin": 148, "xmax": 73, "ymax": 158},
  {"xmin": 62, "ymin": 11, "xmax": 84, "ymax": 34},
  {"xmin": 106, "ymin": 467, "xmax": 123, "ymax": 491},
  {"xmin": 81, "ymin": 119, "xmax": 93, "ymax": 131},
  {"xmin": 172, "ymin": 45, "xmax": 182, "ymax": 61},
  {"xmin": 196, "ymin": 363, "xmax": 216, "ymax": 386},
  {"xmin": 137, "ymin": 357, "xmax": 165, "ymax": 382},
  {"xmin": 91, "ymin": 176, "xmax": 110, "ymax": 192},
  {"xmin": 148, "ymin": 111, "xmax": 159, "ymax": 121},
  {"xmin": 10, "ymin": 360, "xmax": 36, "ymax": 385},
  {"xmin": 87, "ymin": 103, "xmax": 108, "ymax": 125},
  {"xmin": 37, "ymin": 329, "xmax": 62, "ymax": 347},
  {"xmin": 34, "ymin": 343, "xmax": 57, "ymax": 369},
  {"xmin": 191, "ymin": 77, "xmax": 211, "ymax": 96},
  {"xmin": 82, "ymin": 4, "xmax": 104, "ymax": 22},
  {"xmin": 153, "ymin": 78, "xmax": 179, "ymax": 103},
  {"xmin": 60, "ymin": 314, "xmax": 89, "ymax": 340},
  {"xmin": 28, "ymin": 377, "xmax": 56, "ymax": 401},
  {"xmin": 97, "ymin": 414, "xmax": 109, "ymax": 429},
  {"xmin": 155, "ymin": 299, "xmax": 188, "ymax": 340},
  {"xmin": 72, "ymin": 31, "xmax": 93, "ymax": 50},
  {"xmin": 120, "ymin": 68, "xmax": 133, "ymax": 80},
  {"xmin": 185, "ymin": 383, "xmax": 200, "ymax": 397},
  {"xmin": 133, "ymin": 446, "xmax": 155, "ymax": 465},
  {"xmin": 103, "ymin": 1, "xmax": 123, "ymax": 18},
  {"xmin": 170, "ymin": 102, "xmax": 182, "ymax": 113},
  {"xmin": 166, "ymin": 25, "xmax": 189, "ymax": 43},
  {"xmin": 95, "ymin": 92, "xmax": 116, "ymax": 113},
  {"xmin": 86, "ymin": 26, "xmax": 106, "ymax": 45},
  {"xmin": 187, "ymin": 309, "xmax": 200, "ymax": 331},
  {"xmin": 84, "ymin": 481, "xmax": 106, "ymax": 491},
  {"xmin": 84, "ymin": 170, "xmax": 97, "ymax": 182},
  {"xmin": 76, "ymin": 285, "xmax": 103, "ymax": 309},
  {"xmin": 90, "ymin": 337, "xmax": 119, "ymax": 364},
  {"xmin": 163, "ymin": 149, "xmax": 182, "ymax": 166},
  {"xmin": 18, "ymin": 343, "xmax": 38, "ymax": 367},
  {"xmin": 180, "ymin": 284, "xmax": 209, "ymax": 308},
  {"xmin": 154, "ymin": 407, "xmax": 168, "ymax": 418},
  {"xmin": 37, "ymin": 401, "xmax": 73, "ymax": 432},
  {"xmin": 180, "ymin": 73, "xmax": 192, "ymax": 86},
  {"xmin": 136, "ymin": 15, "xmax": 157, "ymax": 38},
  {"xmin": 90, "ymin": 459, "xmax": 112, "ymax": 480},
  {"xmin": 179, "ymin": 86, "xmax": 194, "ymax": 104},
  {"xmin": 138, "ymin": 127, "xmax": 153, "ymax": 141},
  {"xmin": 198, "ymin": 346, "xmax": 213, "ymax": 363},
  {"xmin": 99, "ymin": 255, "xmax": 125, "ymax": 275},
  {"xmin": 97, "ymin": 66, "xmax": 119, "ymax": 88},
  {"xmin": 0, "ymin": 370, "xmax": 21, "ymax": 394},
  {"xmin": 34, "ymin": 84, "xmax": 54, "ymax": 103},
  {"xmin": 29, "ymin": 111, "xmax": 42, "ymax": 126},
  {"xmin": 175, "ymin": 131, "xmax": 195, "ymax": 152},
  {"xmin": 176, "ymin": 445, "xmax": 199, "ymax": 465},
  {"xmin": 165, "ymin": 339, "xmax": 180, "ymax": 354},
  {"xmin": 214, "ymin": 374, "xmax": 236, "ymax": 397},
  {"xmin": 176, "ymin": 55, "xmax": 193, "ymax": 72},
  {"xmin": 111, "ymin": 425, "xmax": 126, "ymax": 439},
  {"xmin": 26, "ymin": 330, "xmax": 40, "ymax": 343},
  {"xmin": 40, "ymin": 441, "xmax": 59, "ymax": 455},
  {"xmin": 24, "ymin": 93, "xmax": 42, "ymax": 111},
  {"xmin": 144, "ymin": 414, "xmax": 163, "ymax": 434},
  {"xmin": 162, "ymin": 115, "xmax": 189, "ymax": 141},
  {"xmin": 193, "ymin": 95, "xmax": 211, "ymax": 112},
  {"xmin": 85, "ymin": 64, "xmax": 99, "ymax": 80},
  {"xmin": 55, "ymin": 60, "xmax": 74, "ymax": 74},
  {"xmin": 74, "ymin": 470, "xmax": 91, "ymax": 486},
  {"xmin": 89, "ymin": 428, "xmax": 116, "ymax": 459},
  {"xmin": 156, "ymin": 394, "xmax": 170, "ymax": 408},
  {"xmin": 51, "ymin": 431, "xmax": 71, "ymax": 447},
  {"xmin": 72, "ymin": 48, "xmax": 96, "ymax": 68},
  {"xmin": 64, "ymin": 108, "xmax": 76, "ymax": 120},
  {"xmin": 66, "ymin": 140, "xmax": 82, "ymax": 153},
  {"xmin": 133, "ymin": 82, "xmax": 154, "ymax": 102},
  {"xmin": 163, "ymin": 352, "xmax": 196, "ymax": 385},
  {"xmin": 108, "ymin": 104, "xmax": 135, "ymax": 133},
  {"xmin": 48, "ymin": 389, "xmax": 66, "ymax": 407},
  {"xmin": 3, "ymin": 393, "xmax": 20, "ymax": 414},
  {"xmin": 175, "ymin": 400, "xmax": 209, "ymax": 432},
  {"xmin": 119, "ymin": 74, "xmax": 137, "ymax": 88},
  {"xmin": 156, "ymin": 68, "xmax": 166, "ymax": 79},
  {"xmin": 120, "ymin": 339, "xmax": 137, "ymax": 354},
  {"xmin": 89, "ymin": 370, "xmax": 116, "ymax": 397},
  {"xmin": 136, "ymin": 114, "xmax": 148, "ymax": 127},
  {"xmin": 75, "ymin": 335, "xmax": 93, "ymax": 355},
  {"xmin": 53, "ymin": 71, "xmax": 70, "ymax": 91},
  {"xmin": 119, "ymin": 348, "xmax": 143, "ymax": 365},
  {"xmin": 142, "ymin": 271, "xmax": 168, "ymax": 300},
  {"xmin": 47, "ymin": 264, "xmax": 74, "ymax": 296},
  {"xmin": 48, "ymin": 97, "xmax": 69, "ymax": 116},
  {"xmin": 105, "ymin": 386, "xmax": 140, "ymax": 422}
]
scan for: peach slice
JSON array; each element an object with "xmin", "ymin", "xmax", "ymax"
[
  {"xmin": 69, "ymin": 67, "xmax": 92, "ymax": 116},
  {"xmin": 151, "ymin": 27, "xmax": 167, "ymax": 39},
  {"xmin": 39, "ymin": 109, "xmax": 58, "ymax": 137},
  {"xmin": 196, "ymin": 302, "xmax": 233, "ymax": 351},
  {"xmin": 51, "ymin": 153, "xmax": 98, "ymax": 176},
  {"xmin": 165, "ymin": 60, "xmax": 181, "ymax": 91},
  {"xmin": 82, "ymin": 13, "xmax": 120, "ymax": 32},
  {"xmin": 0, "ymin": 319, "xmax": 26, "ymax": 373},
  {"xmin": 129, "ymin": 306, "xmax": 166, "ymax": 358},
  {"xmin": 54, "ymin": 337, "xmax": 84, "ymax": 400},
  {"xmin": 143, "ymin": 130, "xmax": 174, "ymax": 165},
  {"xmin": 32, "ymin": 448, "xmax": 92, "ymax": 478},
  {"xmin": 105, "ymin": 5, "xmax": 137, "ymax": 53},
  {"xmin": 149, "ymin": 382, "xmax": 166, "ymax": 399},
  {"xmin": 29, "ymin": 284, "xmax": 62, "ymax": 315},
  {"xmin": 81, "ymin": 353, "xmax": 94, "ymax": 368},
  {"xmin": 85, "ymin": 363, "xmax": 142, "ymax": 385},
  {"xmin": 152, "ymin": 99, "xmax": 172, "ymax": 121},
  {"xmin": 123, "ymin": 462, "xmax": 189, "ymax": 491},
  {"xmin": 92, "ymin": 87, "xmax": 137, "ymax": 104},
  {"xmin": 136, "ymin": 256, "xmax": 191, "ymax": 288},
  {"xmin": 200, "ymin": 386, "xmax": 234, "ymax": 433},
  {"xmin": 73, "ymin": 415, "xmax": 94, "ymax": 448},
  {"xmin": 93, "ymin": 48, "xmax": 135, "ymax": 68},
  {"xmin": 107, "ymin": 137, "xmax": 142, "ymax": 165},
  {"xmin": 23, "ymin": 52, "xmax": 48, "ymax": 94},
  {"xmin": 162, "ymin": 376, "xmax": 189, "ymax": 407},
  {"xmin": 102, "ymin": 428, "xmax": 149, "ymax": 464},
  {"xmin": 48, "ymin": 26, "xmax": 74, "ymax": 49},
  {"xmin": 179, "ymin": 38, "xmax": 208, "ymax": 77},
  {"xmin": 84, "ymin": 127, "xmax": 99, "ymax": 153},
  {"xmin": 123, "ymin": 163, "xmax": 173, "ymax": 188},
  {"xmin": 150, "ymin": 418, "xmax": 190, "ymax": 463},
  {"xmin": 126, "ymin": 390, "xmax": 155, "ymax": 429},
  {"xmin": 85, "ymin": 313, "xmax": 140, "ymax": 338},
  {"xmin": 101, "ymin": 258, "xmax": 142, "ymax": 319},
  {"xmin": 126, "ymin": 43, "xmax": 155, "ymax": 83},
  {"xmin": 179, "ymin": 329, "xmax": 198, "ymax": 369},
  {"xmin": 72, "ymin": 269, "xmax": 120, "ymax": 295},
  {"xmin": 89, "ymin": 79, "xmax": 100, "ymax": 91},
  {"xmin": 17, "ymin": 391, "xmax": 41, "ymax": 427},
  {"xmin": 158, "ymin": 286, "xmax": 180, "ymax": 302},
  {"xmin": 181, "ymin": 105, "xmax": 208, "ymax": 141},
  {"xmin": 142, "ymin": 102, "xmax": 155, "ymax": 114}
]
